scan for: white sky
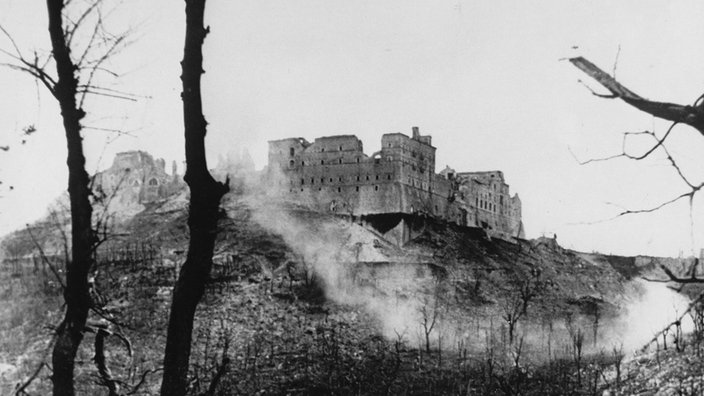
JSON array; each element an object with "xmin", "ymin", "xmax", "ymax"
[{"xmin": 0, "ymin": 0, "xmax": 703, "ymax": 257}]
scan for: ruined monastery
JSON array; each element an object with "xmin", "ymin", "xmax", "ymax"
[
  {"xmin": 268, "ymin": 127, "xmax": 524, "ymax": 242},
  {"xmin": 93, "ymin": 151, "xmax": 184, "ymax": 204}
]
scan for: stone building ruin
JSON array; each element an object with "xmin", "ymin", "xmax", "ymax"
[
  {"xmin": 267, "ymin": 127, "xmax": 524, "ymax": 242},
  {"xmin": 93, "ymin": 150, "xmax": 184, "ymax": 204}
]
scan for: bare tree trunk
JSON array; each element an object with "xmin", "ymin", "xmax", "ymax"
[
  {"xmin": 160, "ymin": 1, "xmax": 229, "ymax": 395},
  {"xmin": 45, "ymin": 1, "xmax": 95, "ymax": 395}
]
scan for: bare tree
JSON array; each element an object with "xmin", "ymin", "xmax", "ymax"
[
  {"xmin": 569, "ymin": 57, "xmax": 703, "ymax": 216},
  {"xmin": 500, "ymin": 293, "xmax": 524, "ymax": 346},
  {"xmin": 570, "ymin": 57, "xmax": 704, "ymax": 356},
  {"xmin": 160, "ymin": 1, "xmax": 229, "ymax": 395},
  {"xmin": 419, "ymin": 280, "xmax": 445, "ymax": 353},
  {"xmin": 419, "ymin": 295, "xmax": 440, "ymax": 353},
  {"xmin": 0, "ymin": 1, "xmax": 133, "ymax": 394}
]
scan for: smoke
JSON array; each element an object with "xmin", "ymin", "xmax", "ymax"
[
  {"xmin": 606, "ymin": 279, "xmax": 694, "ymax": 353},
  {"xmin": 241, "ymin": 170, "xmax": 697, "ymax": 360},
  {"xmin": 246, "ymin": 196, "xmax": 436, "ymax": 344}
]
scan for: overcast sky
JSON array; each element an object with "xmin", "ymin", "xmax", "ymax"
[{"xmin": 1, "ymin": 0, "xmax": 703, "ymax": 257}]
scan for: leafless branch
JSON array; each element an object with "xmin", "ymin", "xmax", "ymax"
[
  {"xmin": 576, "ymin": 79, "xmax": 617, "ymax": 98},
  {"xmin": 569, "ymin": 146, "xmax": 624, "ymax": 165},
  {"xmin": 25, "ymin": 224, "xmax": 66, "ymax": 290},
  {"xmin": 569, "ymin": 56, "xmax": 704, "ymax": 135},
  {"xmin": 621, "ymin": 123, "xmax": 677, "ymax": 161},
  {"xmin": 613, "ymin": 189, "xmax": 698, "ymax": 217},
  {"xmin": 13, "ymin": 333, "xmax": 58, "ymax": 395},
  {"xmin": 612, "ymin": 44, "xmax": 621, "ymax": 79},
  {"xmin": 65, "ymin": 0, "xmax": 103, "ymax": 49},
  {"xmin": 0, "ymin": 24, "xmax": 24, "ymax": 59},
  {"xmin": 92, "ymin": 326, "xmax": 120, "ymax": 396},
  {"xmin": 642, "ymin": 289, "xmax": 704, "ymax": 351},
  {"xmin": 13, "ymin": 363, "xmax": 45, "ymax": 396},
  {"xmin": 124, "ymin": 368, "xmax": 162, "ymax": 395}
]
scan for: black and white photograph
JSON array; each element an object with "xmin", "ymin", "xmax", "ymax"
[{"xmin": 1, "ymin": 1, "xmax": 703, "ymax": 394}]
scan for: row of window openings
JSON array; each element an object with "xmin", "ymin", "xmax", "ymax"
[
  {"xmin": 295, "ymin": 175, "xmax": 431, "ymax": 192},
  {"xmin": 300, "ymin": 174, "xmax": 392, "ymax": 185},
  {"xmin": 291, "ymin": 185, "xmax": 380, "ymax": 193},
  {"xmin": 290, "ymin": 145, "xmax": 347, "ymax": 157},
  {"xmin": 406, "ymin": 177, "xmax": 430, "ymax": 191},
  {"xmin": 288, "ymin": 143, "xmax": 429, "ymax": 159},
  {"xmin": 292, "ymin": 156, "xmax": 390, "ymax": 167},
  {"xmin": 290, "ymin": 156, "xmax": 431, "ymax": 168},
  {"xmin": 385, "ymin": 142, "xmax": 427, "ymax": 160},
  {"xmin": 476, "ymin": 198, "xmax": 496, "ymax": 212},
  {"xmin": 479, "ymin": 192, "xmax": 505, "ymax": 205}
]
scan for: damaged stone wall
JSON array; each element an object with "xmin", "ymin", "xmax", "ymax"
[
  {"xmin": 267, "ymin": 127, "xmax": 524, "ymax": 242},
  {"xmin": 93, "ymin": 151, "xmax": 184, "ymax": 205}
]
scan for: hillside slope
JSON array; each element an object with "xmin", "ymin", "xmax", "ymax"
[{"xmin": 0, "ymin": 190, "xmax": 699, "ymax": 394}]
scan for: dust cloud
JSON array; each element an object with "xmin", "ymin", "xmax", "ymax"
[{"xmin": 243, "ymin": 172, "xmax": 697, "ymax": 361}]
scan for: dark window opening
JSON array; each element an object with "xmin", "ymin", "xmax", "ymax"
[
  {"xmin": 366, "ymin": 175, "xmax": 369, "ymax": 181},
  {"xmin": 356, "ymin": 176, "xmax": 360, "ymax": 181},
  {"xmin": 321, "ymin": 178, "xmax": 325, "ymax": 183},
  {"xmin": 320, "ymin": 160, "xmax": 324, "ymax": 165},
  {"xmin": 289, "ymin": 147, "xmax": 295, "ymax": 156},
  {"xmin": 355, "ymin": 186, "xmax": 359, "ymax": 192},
  {"xmin": 337, "ymin": 187, "xmax": 341, "ymax": 192},
  {"xmin": 339, "ymin": 145, "xmax": 343, "ymax": 151},
  {"xmin": 375, "ymin": 175, "xmax": 379, "ymax": 180},
  {"xmin": 387, "ymin": 174, "xmax": 391, "ymax": 180},
  {"xmin": 374, "ymin": 185, "xmax": 379, "ymax": 191},
  {"xmin": 374, "ymin": 158, "xmax": 380, "ymax": 164},
  {"xmin": 289, "ymin": 160, "xmax": 295, "ymax": 167},
  {"xmin": 301, "ymin": 179, "xmax": 305, "ymax": 185},
  {"xmin": 301, "ymin": 161, "xmax": 305, "ymax": 166},
  {"xmin": 311, "ymin": 178, "xmax": 314, "ymax": 184},
  {"xmin": 321, "ymin": 148, "xmax": 325, "ymax": 152},
  {"xmin": 339, "ymin": 158, "xmax": 342, "ymax": 164},
  {"xmin": 148, "ymin": 178, "xmax": 158, "ymax": 186},
  {"xmin": 338, "ymin": 177, "xmax": 342, "ymax": 182},
  {"xmin": 356, "ymin": 157, "xmax": 360, "ymax": 163}
]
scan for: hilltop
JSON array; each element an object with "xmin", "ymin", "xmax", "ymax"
[{"xmin": 0, "ymin": 185, "xmax": 700, "ymax": 395}]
